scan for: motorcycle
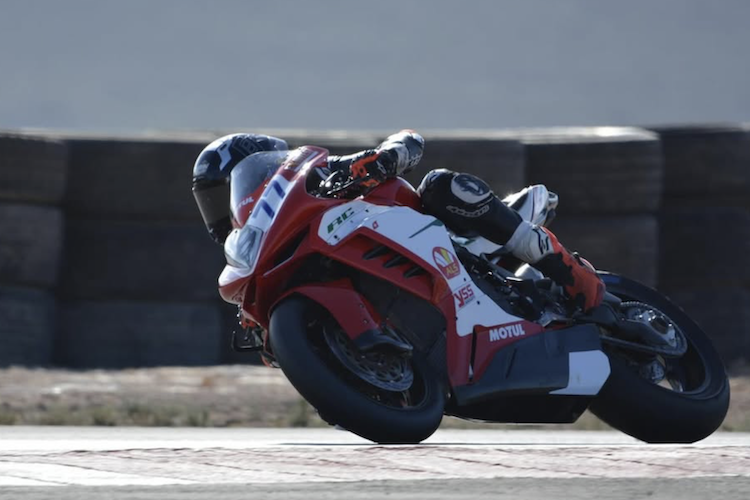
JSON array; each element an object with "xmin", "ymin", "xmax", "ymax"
[{"xmin": 219, "ymin": 146, "xmax": 730, "ymax": 444}]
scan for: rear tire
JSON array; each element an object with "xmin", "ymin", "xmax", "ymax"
[
  {"xmin": 589, "ymin": 273, "xmax": 730, "ymax": 443},
  {"xmin": 269, "ymin": 296, "xmax": 446, "ymax": 444}
]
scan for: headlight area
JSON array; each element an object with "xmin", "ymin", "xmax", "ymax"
[{"xmin": 224, "ymin": 224, "xmax": 264, "ymax": 274}]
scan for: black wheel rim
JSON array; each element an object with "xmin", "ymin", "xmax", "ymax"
[
  {"xmin": 307, "ymin": 317, "xmax": 430, "ymax": 411},
  {"xmin": 607, "ymin": 293, "xmax": 711, "ymax": 396},
  {"xmin": 323, "ymin": 325, "xmax": 414, "ymax": 392}
]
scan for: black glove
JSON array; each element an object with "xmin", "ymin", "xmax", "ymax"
[{"xmin": 349, "ymin": 149, "xmax": 398, "ymax": 187}]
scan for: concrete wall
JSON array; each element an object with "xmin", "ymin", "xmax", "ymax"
[{"xmin": 0, "ymin": 125, "xmax": 747, "ymax": 368}]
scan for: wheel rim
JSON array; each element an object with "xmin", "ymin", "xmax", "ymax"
[
  {"xmin": 620, "ymin": 301, "xmax": 688, "ymax": 354},
  {"xmin": 323, "ymin": 325, "xmax": 414, "ymax": 392},
  {"xmin": 608, "ymin": 298, "xmax": 710, "ymax": 395},
  {"xmin": 307, "ymin": 318, "xmax": 429, "ymax": 411}
]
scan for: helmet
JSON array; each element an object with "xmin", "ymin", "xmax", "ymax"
[{"xmin": 192, "ymin": 133, "xmax": 288, "ymax": 244}]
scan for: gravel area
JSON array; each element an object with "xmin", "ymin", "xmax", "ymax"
[
  {"xmin": 0, "ymin": 366, "xmax": 308, "ymax": 427},
  {"xmin": 0, "ymin": 365, "xmax": 747, "ymax": 430}
]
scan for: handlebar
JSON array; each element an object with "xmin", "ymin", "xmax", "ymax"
[{"xmin": 318, "ymin": 169, "xmax": 372, "ymax": 198}]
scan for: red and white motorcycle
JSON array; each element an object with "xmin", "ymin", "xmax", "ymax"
[{"xmin": 219, "ymin": 146, "xmax": 729, "ymax": 444}]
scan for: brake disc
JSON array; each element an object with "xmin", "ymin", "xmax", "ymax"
[{"xmin": 323, "ymin": 325, "xmax": 414, "ymax": 392}]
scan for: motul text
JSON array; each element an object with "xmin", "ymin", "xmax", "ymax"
[{"xmin": 488, "ymin": 323, "xmax": 526, "ymax": 342}]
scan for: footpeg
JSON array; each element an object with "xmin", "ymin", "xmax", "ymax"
[{"xmin": 231, "ymin": 327, "xmax": 264, "ymax": 352}]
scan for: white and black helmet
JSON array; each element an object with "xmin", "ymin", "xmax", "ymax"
[{"xmin": 192, "ymin": 133, "xmax": 288, "ymax": 244}]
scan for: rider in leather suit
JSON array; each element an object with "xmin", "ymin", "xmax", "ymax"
[{"xmin": 192, "ymin": 130, "xmax": 605, "ymax": 312}]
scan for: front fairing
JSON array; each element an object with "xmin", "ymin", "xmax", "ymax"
[{"xmin": 219, "ymin": 146, "xmax": 340, "ymax": 309}]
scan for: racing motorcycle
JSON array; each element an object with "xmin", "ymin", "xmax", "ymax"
[{"xmin": 219, "ymin": 146, "xmax": 730, "ymax": 444}]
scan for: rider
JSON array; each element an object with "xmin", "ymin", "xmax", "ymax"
[{"xmin": 192, "ymin": 131, "xmax": 605, "ymax": 312}]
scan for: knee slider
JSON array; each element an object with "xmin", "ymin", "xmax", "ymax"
[{"xmin": 449, "ymin": 173, "xmax": 492, "ymax": 206}]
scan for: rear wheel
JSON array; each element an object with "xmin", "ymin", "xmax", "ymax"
[
  {"xmin": 269, "ymin": 296, "xmax": 445, "ymax": 444},
  {"xmin": 590, "ymin": 273, "xmax": 730, "ymax": 443}
]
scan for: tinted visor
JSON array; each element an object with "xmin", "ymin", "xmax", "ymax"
[{"xmin": 193, "ymin": 180, "xmax": 229, "ymax": 225}]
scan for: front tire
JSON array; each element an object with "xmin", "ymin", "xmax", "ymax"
[
  {"xmin": 269, "ymin": 296, "xmax": 446, "ymax": 444},
  {"xmin": 589, "ymin": 273, "xmax": 730, "ymax": 443}
]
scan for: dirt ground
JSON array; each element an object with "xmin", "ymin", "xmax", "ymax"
[{"xmin": 0, "ymin": 363, "xmax": 747, "ymax": 431}]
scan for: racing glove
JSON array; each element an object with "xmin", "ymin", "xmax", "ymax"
[{"xmin": 349, "ymin": 149, "xmax": 399, "ymax": 188}]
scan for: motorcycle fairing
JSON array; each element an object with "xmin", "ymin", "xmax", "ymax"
[
  {"xmin": 278, "ymin": 279, "xmax": 383, "ymax": 342},
  {"xmin": 453, "ymin": 324, "xmax": 609, "ymax": 406},
  {"xmin": 550, "ymin": 349, "xmax": 611, "ymax": 395},
  {"xmin": 315, "ymin": 199, "xmax": 611, "ymax": 394},
  {"xmin": 317, "ymin": 201, "xmax": 528, "ymax": 338},
  {"xmin": 316, "ymin": 199, "xmax": 610, "ymax": 399},
  {"xmin": 219, "ymin": 146, "xmax": 346, "ymax": 314}
]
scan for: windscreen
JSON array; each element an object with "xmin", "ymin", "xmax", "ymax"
[{"xmin": 229, "ymin": 150, "xmax": 289, "ymax": 223}]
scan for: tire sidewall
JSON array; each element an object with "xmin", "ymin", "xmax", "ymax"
[
  {"xmin": 269, "ymin": 296, "xmax": 446, "ymax": 444},
  {"xmin": 590, "ymin": 273, "xmax": 730, "ymax": 443}
]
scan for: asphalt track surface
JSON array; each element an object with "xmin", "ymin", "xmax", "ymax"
[
  {"xmin": 0, "ymin": 428, "xmax": 748, "ymax": 499},
  {"xmin": 0, "ymin": 427, "xmax": 750, "ymax": 500}
]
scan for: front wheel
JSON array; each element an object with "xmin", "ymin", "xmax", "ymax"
[
  {"xmin": 589, "ymin": 273, "xmax": 730, "ymax": 443},
  {"xmin": 269, "ymin": 296, "xmax": 446, "ymax": 444}
]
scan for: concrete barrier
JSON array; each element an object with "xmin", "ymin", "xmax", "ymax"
[
  {"xmin": 60, "ymin": 219, "xmax": 224, "ymax": 302},
  {"xmin": 659, "ymin": 207, "xmax": 750, "ymax": 290},
  {"xmin": 55, "ymin": 300, "xmax": 222, "ymax": 368},
  {"xmin": 0, "ymin": 203, "xmax": 63, "ymax": 289},
  {"xmin": 0, "ymin": 287, "xmax": 55, "ymax": 367},
  {"xmin": 649, "ymin": 125, "xmax": 750, "ymax": 364},
  {"xmin": 511, "ymin": 127, "xmax": 663, "ymax": 214},
  {"xmin": 62, "ymin": 135, "xmax": 214, "ymax": 220},
  {"xmin": 667, "ymin": 288, "xmax": 750, "ymax": 364},
  {"xmin": 0, "ymin": 132, "xmax": 68, "ymax": 204},
  {"xmin": 0, "ymin": 132, "xmax": 67, "ymax": 367},
  {"xmin": 648, "ymin": 124, "xmax": 750, "ymax": 208},
  {"xmin": 550, "ymin": 215, "xmax": 658, "ymax": 288}
]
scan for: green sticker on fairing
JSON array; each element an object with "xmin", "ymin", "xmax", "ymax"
[{"xmin": 327, "ymin": 207, "xmax": 355, "ymax": 234}]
